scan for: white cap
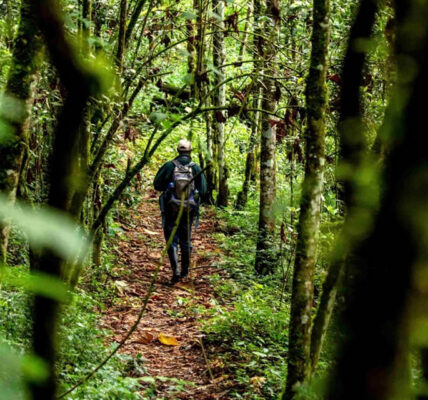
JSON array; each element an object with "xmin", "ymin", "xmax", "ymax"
[{"xmin": 177, "ymin": 139, "xmax": 192, "ymax": 153}]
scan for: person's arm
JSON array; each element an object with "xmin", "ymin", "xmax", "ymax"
[{"xmin": 154, "ymin": 162, "xmax": 173, "ymax": 191}]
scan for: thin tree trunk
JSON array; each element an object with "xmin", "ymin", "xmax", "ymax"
[
  {"xmin": 125, "ymin": 0, "xmax": 147, "ymax": 47},
  {"xmin": 199, "ymin": 1, "xmax": 216, "ymax": 204},
  {"xmin": 0, "ymin": 0, "xmax": 41, "ymax": 264},
  {"xmin": 212, "ymin": 0, "xmax": 229, "ymax": 207},
  {"xmin": 236, "ymin": 0, "xmax": 261, "ymax": 210},
  {"xmin": 254, "ymin": 0, "xmax": 280, "ymax": 275},
  {"xmin": 4, "ymin": 0, "xmax": 13, "ymax": 48},
  {"xmin": 115, "ymin": 0, "xmax": 128, "ymax": 71},
  {"xmin": 309, "ymin": 258, "xmax": 343, "ymax": 370},
  {"xmin": 238, "ymin": 0, "xmax": 253, "ymax": 63},
  {"xmin": 29, "ymin": 1, "xmax": 97, "ymax": 398},
  {"xmin": 284, "ymin": 0, "xmax": 330, "ymax": 396},
  {"xmin": 69, "ymin": 1, "xmax": 92, "ymax": 220}
]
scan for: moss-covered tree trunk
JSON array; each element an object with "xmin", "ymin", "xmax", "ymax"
[
  {"xmin": 0, "ymin": 0, "xmax": 41, "ymax": 264},
  {"xmin": 284, "ymin": 0, "xmax": 330, "ymax": 397},
  {"xmin": 115, "ymin": 0, "xmax": 127, "ymax": 71},
  {"xmin": 309, "ymin": 0, "xmax": 379, "ymax": 375},
  {"xmin": 236, "ymin": 0, "xmax": 262, "ymax": 210},
  {"xmin": 328, "ymin": 0, "xmax": 428, "ymax": 398},
  {"xmin": 238, "ymin": 0, "xmax": 253, "ymax": 62},
  {"xmin": 213, "ymin": 0, "xmax": 229, "ymax": 207},
  {"xmin": 28, "ymin": 0, "xmax": 98, "ymax": 398},
  {"xmin": 254, "ymin": 0, "xmax": 280, "ymax": 275},
  {"xmin": 125, "ymin": 0, "xmax": 147, "ymax": 47},
  {"xmin": 4, "ymin": 0, "xmax": 13, "ymax": 48}
]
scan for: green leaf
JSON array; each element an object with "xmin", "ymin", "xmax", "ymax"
[
  {"xmin": 181, "ymin": 10, "xmax": 197, "ymax": 19},
  {"xmin": 0, "ymin": 266, "xmax": 72, "ymax": 303},
  {"xmin": 21, "ymin": 354, "xmax": 49, "ymax": 383},
  {"xmin": 183, "ymin": 73, "xmax": 195, "ymax": 86},
  {"xmin": 0, "ymin": 119, "xmax": 13, "ymax": 144},
  {"xmin": 0, "ymin": 194, "xmax": 87, "ymax": 261},
  {"xmin": 149, "ymin": 111, "xmax": 167, "ymax": 123}
]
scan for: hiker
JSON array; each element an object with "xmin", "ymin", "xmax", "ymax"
[{"xmin": 154, "ymin": 139, "xmax": 207, "ymax": 284}]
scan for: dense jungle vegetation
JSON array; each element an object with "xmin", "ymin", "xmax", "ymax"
[{"xmin": 1, "ymin": 0, "xmax": 428, "ymax": 399}]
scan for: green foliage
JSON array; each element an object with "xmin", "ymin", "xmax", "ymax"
[
  {"xmin": 0, "ymin": 266, "xmax": 144, "ymax": 399},
  {"xmin": 205, "ymin": 284, "xmax": 289, "ymax": 399}
]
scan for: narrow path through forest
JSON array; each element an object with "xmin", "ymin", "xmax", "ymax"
[{"xmin": 102, "ymin": 189, "xmax": 231, "ymax": 399}]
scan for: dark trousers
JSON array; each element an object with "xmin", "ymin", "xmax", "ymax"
[{"xmin": 163, "ymin": 206, "xmax": 195, "ymax": 276}]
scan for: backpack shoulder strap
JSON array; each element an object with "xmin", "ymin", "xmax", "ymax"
[{"xmin": 172, "ymin": 159, "xmax": 181, "ymax": 168}]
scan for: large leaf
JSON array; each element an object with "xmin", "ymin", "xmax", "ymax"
[
  {"xmin": 0, "ymin": 266, "xmax": 71, "ymax": 303},
  {"xmin": 0, "ymin": 194, "xmax": 87, "ymax": 261}
]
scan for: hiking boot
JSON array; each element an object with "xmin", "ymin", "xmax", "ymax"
[
  {"xmin": 167, "ymin": 247, "xmax": 180, "ymax": 284},
  {"xmin": 181, "ymin": 249, "xmax": 190, "ymax": 278}
]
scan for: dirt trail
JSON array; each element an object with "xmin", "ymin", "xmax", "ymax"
[{"xmin": 102, "ymin": 190, "xmax": 231, "ymax": 399}]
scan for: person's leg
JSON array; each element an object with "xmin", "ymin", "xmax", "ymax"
[
  {"xmin": 178, "ymin": 208, "xmax": 195, "ymax": 278},
  {"xmin": 164, "ymin": 209, "xmax": 180, "ymax": 283}
]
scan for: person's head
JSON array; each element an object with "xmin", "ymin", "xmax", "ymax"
[{"xmin": 177, "ymin": 139, "xmax": 192, "ymax": 156}]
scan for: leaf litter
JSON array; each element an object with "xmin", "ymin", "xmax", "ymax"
[{"xmin": 102, "ymin": 189, "xmax": 233, "ymax": 399}]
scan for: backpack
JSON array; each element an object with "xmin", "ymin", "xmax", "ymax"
[{"xmin": 167, "ymin": 160, "xmax": 197, "ymax": 210}]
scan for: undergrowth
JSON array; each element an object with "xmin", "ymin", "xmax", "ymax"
[
  {"xmin": 203, "ymin": 198, "xmax": 337, "ymax": 399},
  {"xmin": 0, "ymin": 261, "xmax": 144, "ymax": 400}
]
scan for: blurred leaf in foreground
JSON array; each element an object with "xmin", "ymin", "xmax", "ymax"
[
  {"xmin": 0, "ymin": 193, "xmax": 87, "ymax": 261},
  {"xmin": 0, "ymin": 266, "xmax": 71, "ymax": 303}
]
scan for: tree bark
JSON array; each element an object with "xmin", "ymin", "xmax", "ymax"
[
  {"xmin": 254, "ymin": 0, "xmax": 280, "ymax": 275},
  {"xmin": 115, "ymin": 0, "xmax": 128, "ymax": 71},
  {"xmin": 212, "ymin": 0, "xmax": 229, "ymax": 207},
  {"xmin": 327, "ymin": 0, "xmax": 428, "ymax": 398},
  {"xmin": 308, "ymin": 0, "xmax": 379, "ymax": 377},
  {"xmin": 125, "ymin": 0, "xmax": 147, "ymax": 47},
  {"xmin": 0, "ymin": 0, "xmax": 41, "ymax": 264},
  {"xmin": 284, "ymin": 0, "xmax": 330, "ymax": 396},
  {"xmin": 238, "ymin": 0, "xmax": 253, "ymax": 63},
  {"xmin": 236, "ymin": 0, "xmax": 262, "ymax": 210},
  {"xmin": 28, "ymin": 1, "xmax": 98, "ymax": 398},
  {"xmin": 4, "ymin": 0, "xmax": 13, "ymax": 48}
]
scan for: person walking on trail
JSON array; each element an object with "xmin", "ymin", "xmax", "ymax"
[{"xmin": 154, "ymin": 139, "xmax": 207, "ymax": 284}]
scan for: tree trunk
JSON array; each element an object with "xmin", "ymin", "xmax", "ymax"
[
  {"xmin": 115, "ymin": 0, "xmax": 128, "ymax": 71},
  {"xmin": 0, "ymin": 0, "xmax": 41, "ymax": 264},
  {"xmin": 236, "ymin": 0, "xmax": 262, "ymax": 210},
  {"xmin": 309, "ymin": 257, "xmax": 343, "ymax": 370},
  {"xmin": 212, "ymin": 0, "xmax": 229, "ymax": 207},
  {"xmin": 4, "ymin": 0, "xmax": 13, "ymax": 48},
  {"xmin": 254, "ymin": 0, "xmax": 280, "ymax": 275},
  {"xmin": 284, "ymin": 0, "xmax": 330, "ymax": 396},
  {"xmin": 125, "ymin": 0, "xmax": 147, "ymax": 47},
  {"xmin": 309, "ymin": 0, "xmax": 380, "ymax": 375},
  {"xmin": 238, "ymin": 0, "xmax": 253, "ymax": 63},
  {"xmin": 28, "ymin": 1, "xmax": 97, "ymax": 398},
  {"xmin": 327, "ymin": 0, "xmax": 428, "ymax": 399}
]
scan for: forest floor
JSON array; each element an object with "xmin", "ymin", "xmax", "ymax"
[{"xmin": 101, "ymin": 189, "xmax": 233, "ymax": 399}]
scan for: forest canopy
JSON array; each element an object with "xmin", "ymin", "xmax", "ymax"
[{"xmin": 1, "ymin": 0, "xmax": 428, "ymax": 399}]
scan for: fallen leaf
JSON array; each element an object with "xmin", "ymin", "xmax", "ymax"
[
  {"xmin": 114, "ymin": 280, "xmax": 128, "ymax": 295},
  {"xmin": 143, "ymin": 228, "xmax": 159, "ymax": 235},
  {"xmin": 137, "ymin": 331, "xmax": 155, "ymax": 344},
  {"xmin": 158, "ymin": 332, "xmax": 179, "ymax": 346},
  {"xmin": 251, "ymin": 376, "xmax": 266, "ymax": 388}
]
